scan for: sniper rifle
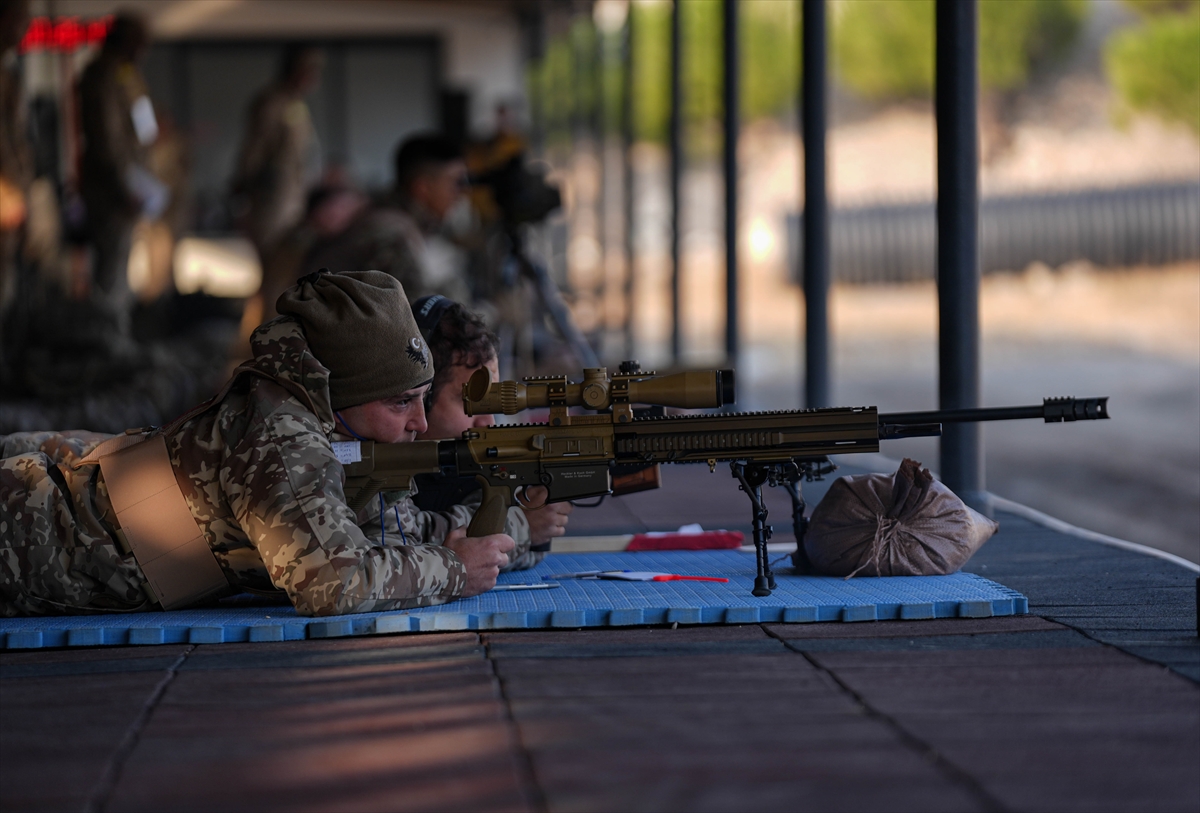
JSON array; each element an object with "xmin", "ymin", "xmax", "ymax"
[{"xmin": 342, "ymin": 362, "xmax": 1109, "ymax": 596}]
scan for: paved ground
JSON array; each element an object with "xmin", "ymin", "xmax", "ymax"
[{"xmin": 2, "ymin": 464, "xmax": 1198, "ymax": 813}]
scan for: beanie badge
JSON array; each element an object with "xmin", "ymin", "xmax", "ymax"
[{"xmin": 407, "ymin": 336, "xmax": 429, "ymax": 368}]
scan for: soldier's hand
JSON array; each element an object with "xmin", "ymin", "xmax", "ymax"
[
  {"xmin": 444, "ymin": 527, "xmax": 515, "ymax": 596},
  {"xmin": 519, "ymin": 486, "xmax": 574, "ymax": 545}
]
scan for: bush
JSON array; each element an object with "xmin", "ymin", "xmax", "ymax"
[
  {"xmin": 529, "ymin": 0, "xmax": 1089, "ymax": 144},
  {"xmin": 833, "ymin": 0, "xmax": 1088, "ymax": 100},
  {"xmin": 631, "ymin": 0, "xmax": 799, "ymax": 142},
  {"xmin": 833, "ymin": 0, "xmax": 934, "ymax": 99},
  {"xmin": 1105, "ymin": 3, "xmax": 1200, "ymax": 133}
]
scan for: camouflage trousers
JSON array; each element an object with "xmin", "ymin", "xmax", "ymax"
[{"xmin": 0, "ymin": 432, "xmax": 154, "ymax": 616}]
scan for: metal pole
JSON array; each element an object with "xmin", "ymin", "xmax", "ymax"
[
  {"xmin": 622, "ymin": 8, "xmax": 636, "ymax": 360},
  {"xmin": 594, "ymin": 18, "xmax": 608, "ymax": 343},
  {"xmin": 723, "ymin": 0, "xmax": 739, "ymax": 368},
  {"xmin": 936, "ymin": 0, "xmax": 985, "ymax": 509},
  {"xmin": 522, "ymin": 10, "xmax": 546, "ymax": 158},
  {"xmin": 801, "ymin": 0, "xmax": 829, "ymax": 408},
  {"xmin": 669, "ymin": 0, "xmax": 683, "ymax": 364}
]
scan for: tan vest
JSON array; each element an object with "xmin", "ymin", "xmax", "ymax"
[{"xmin": 74, "ymin": 363, "xmax": 327, "ymax": 610}]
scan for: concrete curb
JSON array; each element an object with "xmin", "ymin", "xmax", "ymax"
[{"xmin": 987, "ymin": 494, "xmax": 1200, "ymax": 574}]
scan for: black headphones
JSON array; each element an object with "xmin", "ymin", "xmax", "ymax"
[{"xmin": 412, "ymin": 294, "xmax": 454, "ymax": 337}]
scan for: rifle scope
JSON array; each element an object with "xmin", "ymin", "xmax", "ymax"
[{"xmin": 464, "ymin": 367, "xmax": 736, "ymax": 416}]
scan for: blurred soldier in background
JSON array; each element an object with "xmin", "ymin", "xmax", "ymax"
[
  {"xmin": 232, "ymin": 44, "xmax": 323, "ymax": 260},
  {"xmin": 305, "ymin": 133, "xmax": 471, "ymax": 302},
  {"xmin": 255, "ymin": 182, "xmax": 365, "ymax": 327},
  {"xmin": 78, "ymin": 11, "xmax": 163, "ymax": 337},
  {"xmin": 229, "ymin": 181, "xmax": 367, "ymax": 367},
  {"xmin": 0, "ymin": 0, "xmax": 32, "ymax": 378}
]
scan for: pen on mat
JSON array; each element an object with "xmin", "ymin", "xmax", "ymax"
[{"xmin": 491, "ymin": 583, "xmax": 561, "ymax": 591}]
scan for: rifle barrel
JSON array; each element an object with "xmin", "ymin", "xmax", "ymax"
[{"xmin": 880, "ymin": 396, "xmax": 1108, "ymax": 426}]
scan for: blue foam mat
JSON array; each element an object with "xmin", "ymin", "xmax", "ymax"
[{"xmin": 0, "ymin": 550, "xmax": 1027, "ymax": 649}]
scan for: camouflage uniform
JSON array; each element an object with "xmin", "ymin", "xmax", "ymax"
[
  {"xmin": 233, "ymin": 83, "xmax": 316, "ymax": 256},
  {"xmin": 0, "ymin": 316, "xmax": 534, "ymax": 617},
  {"xmin": 0, "ymin": 45, "xmax": 33, "ymax": 390},
  {"xmin": 303, "ymin": 200, "xmax": 472, "ymax": 304},
  {"xmin": 78, "ymin": 51, "xmax": 151, "ymax": 330},
  {"xmin": 0, "ymin": 47, "xmax": 32, "ymax": 317}
]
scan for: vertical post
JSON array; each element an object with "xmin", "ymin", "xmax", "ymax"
[
  {"xmin": 801, "ymin": 0, "xmax": 829, "ymax": 408},
  {"xmin": 669, "ymin": 0, "xmax": 683, "ymax": 364},
  {"xmin": 521, "ymin": 10, "xmax": 546, "ymax": 158},
  {"xmin": 594, "ymin": 18, "xmax": 608, "ymax": 342},
  {"xmin": 936, "ymin": 0, "xmax": 985, "ymax": 508},
  {"xmin": 723, "ymin": 0, "xmax": 739, "ymax": 368},
  {"xmin": 622, "ymin": 8, "xmax": 636, "ymax": 359}
]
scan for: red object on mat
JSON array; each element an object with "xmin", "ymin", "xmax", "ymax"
[{"xmin": 626, "ymin": 531, "xmax": 744, "ymax": 551}]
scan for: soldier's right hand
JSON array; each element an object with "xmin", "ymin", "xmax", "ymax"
[{"xmin": 443, "ymin": 526, "xmax": 515, "ymax": 596}]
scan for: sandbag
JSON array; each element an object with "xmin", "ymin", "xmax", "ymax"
[{"xmin": 804, "ymin": 458, "xmax": 998, "ymax": 578}]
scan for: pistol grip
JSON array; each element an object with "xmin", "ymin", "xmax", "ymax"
[{"xmin": 466, "ymin": 477, "xmax": 511, "ymax": 537}]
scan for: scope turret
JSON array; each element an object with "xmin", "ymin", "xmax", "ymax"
[{"xmin": 463, "ymin": 367, "xmax": 736, "ymax": 416}]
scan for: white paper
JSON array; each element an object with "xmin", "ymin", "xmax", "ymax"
[
  {"xmin": 331, "ymin": 441, "xmax": 362, "ymax": 465},
  {"xmin": 642, "ymin": 523, "xmax": 706, "ymax": 538},
  {"xmin": 130, "ymin": 95, "xmax": 159, "ymax": 145}
]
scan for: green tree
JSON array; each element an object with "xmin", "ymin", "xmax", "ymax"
[
  {"xmin": 833, "ymin": 0, "xmax": 933, "ymax": 99},
  {"xmin": 832, "ymin": 0, "xmax": 1088, "ymax": 100},
  {"xmin": 530, "ymin": 0, "xmax": 801, "ymax": 145},
  {"xmin": 1105, "ymin": 1, "xmax": 1200, "ymax": 133},
  {"xmin": 630, "ymin": 0, "xmax": 799, "ymax": 142}
]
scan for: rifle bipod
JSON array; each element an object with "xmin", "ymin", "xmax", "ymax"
[{"xmin": 730, "ymin": 459, "xmax": 835, "ymax": 596}]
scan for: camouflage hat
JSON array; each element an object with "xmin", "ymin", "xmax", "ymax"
[{"xmin": 276, "ymin": 269, "xmax": 432, "ymax": 410}]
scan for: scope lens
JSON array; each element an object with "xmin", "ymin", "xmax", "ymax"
[{"xmin": 465, "ymin": 368, "xmax": 491, "ymax": 402}]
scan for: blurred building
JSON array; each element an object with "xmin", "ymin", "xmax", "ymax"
[{"xmin": 20, "ymin": 0, "xmax": 539, "ymax": 234}]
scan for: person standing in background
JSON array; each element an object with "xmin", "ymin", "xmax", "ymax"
[
  {"xmin": 0, "ymin": 0, "xmax": 32, "ymax": 329},
  {"xmin": 78, "ymin": 11, "xmax": 163, "ymax": 337},
  {"xmin": 232, "ymin": 44, "xmax": 323, "ymax": 260}
]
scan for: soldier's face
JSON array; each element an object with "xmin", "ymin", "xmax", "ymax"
[
  {"xmin": 419, "ymin": 357, "xmax": 499, "ymax": 442},
  {"xmin": 339, "ymin": 384, "xmax": 432, "ymax": 443},
  {"xmin": 414, "ymin": 161, "xmax": 469, "ymax": 222}
]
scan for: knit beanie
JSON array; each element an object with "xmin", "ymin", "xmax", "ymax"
[{"xmin": 276, "ymin": 269, "xmax": 433, "ymax": 410}]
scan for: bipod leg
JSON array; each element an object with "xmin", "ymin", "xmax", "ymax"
[
  {"xmin": 782, "ymin": 474, "xmax": 813, "ymax": 574},
  {"xmin": 732, "ymin": 461, "xmax": 774, "ymax": 596}
]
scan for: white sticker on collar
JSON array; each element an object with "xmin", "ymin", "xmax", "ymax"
[{"xmin": 331, "ymin": 441, "xmax": 362, "ymax": 465}]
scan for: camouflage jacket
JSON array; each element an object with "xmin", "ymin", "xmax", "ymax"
[
  {"xmin": 165, "ymin": 316, "xmax": 537, "ymax": 615},
  {"xmin": 2, "ymin": 318, "xmax": 535, "ymax": 617},
  {"xmin": 232, "ymin": 84, "xmax": 316, "ymax": 251},
  {"xmin": 302, "ymin": 200, "xmax": 472, "ymax": 304},
  {"xmin": 78, "ymin": 54, "xmax": 147, "ymax": 216}
]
